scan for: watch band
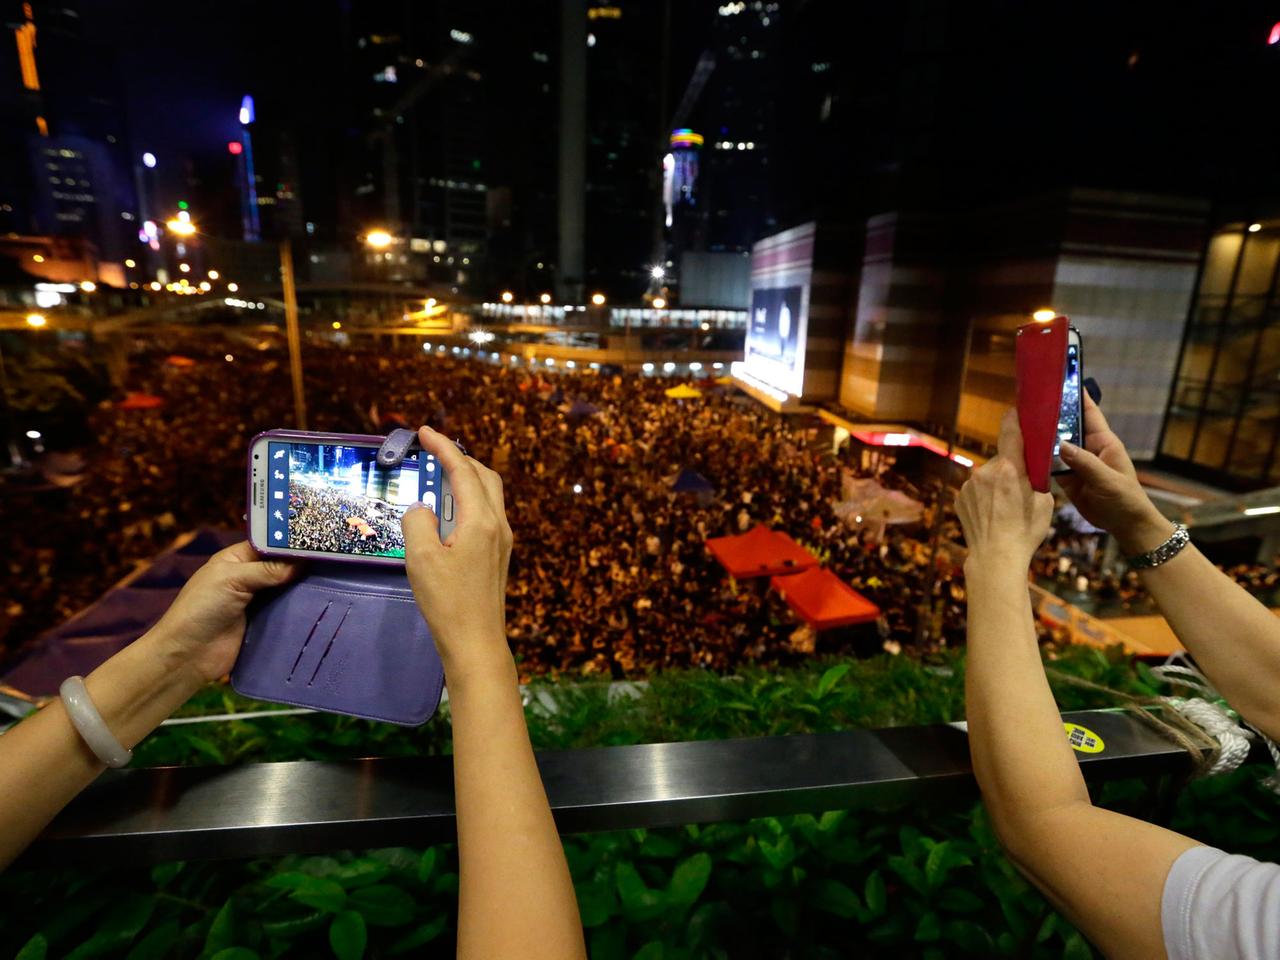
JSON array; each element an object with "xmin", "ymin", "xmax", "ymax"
[
  {"xmin": 1125, "ymin": 521, "xmax": 1190, "ymax": 570},
  {"xmin": 59, "ymin": 675, "xmax": 133, "ymax": 768}
]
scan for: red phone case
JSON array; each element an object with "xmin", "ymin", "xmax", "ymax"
[{"xmin": 1015, "ymin": 316, "xmax": 1068, "ymax": 493}]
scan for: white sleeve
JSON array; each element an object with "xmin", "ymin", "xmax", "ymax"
[{"xmin": 1161, "ymin": 845, "xmax": 1280, "ymax": 960}]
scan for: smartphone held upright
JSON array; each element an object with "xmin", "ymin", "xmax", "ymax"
[
  {"xmin": 247, "ymin": 429, "xmax": 455, "ymax": 565},
  {"xmin": 1015, "ymin": 315, "xmax": 1083, "ymax": 492}
]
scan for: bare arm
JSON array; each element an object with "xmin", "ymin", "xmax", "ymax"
[
  {"xmin": 0, "ymin": 543, "xmax": 295, "ymax": 870},
  {"xmin": 1060, "ymin": 393, "xmax": 1280, "ymax": 741},
  {"xmin": 403, "ymin": 426, "xmax": 585, "ymax": 960},
  {"xmin": 960, "ymin": 411, "xmax": 1198, "ymax": 960}
]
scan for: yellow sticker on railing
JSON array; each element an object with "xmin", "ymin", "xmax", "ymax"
[{"xmin": 1064, "ymin": 722, "xmax": 1105, "ymax": 754}]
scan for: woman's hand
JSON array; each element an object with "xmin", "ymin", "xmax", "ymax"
[
  {"xmin": 401, "ymin": 426, "xmax": 514, "ymax": 686},
  {"xmin": 1056, "ymin": 393, "xmax": 1172, "ymax": 555},
  {"xmin": 956, "ymin": 409, "xmax": 1054, "ymax": 572},
  {"xmin": 146, "ymin": 541, "xmax": 298, "ymax": 685}
]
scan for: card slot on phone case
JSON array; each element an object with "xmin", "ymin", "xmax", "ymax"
[
  {"xmin": 307, "ymin": 603, "xmax": 353, "ymax": 687},
  {"xmin": 287, "ymin": 600, "xmax": 332, "ymax": 683}
]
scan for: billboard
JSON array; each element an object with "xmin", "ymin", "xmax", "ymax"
[{"xmin": 743, "ymin": 222, "xmax": 815, "ymax": 397}]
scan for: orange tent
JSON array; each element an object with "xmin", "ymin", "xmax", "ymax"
[
  {"xmin": 706, "ymin": 524, "xmax": 819, "ymax": 579},
  {"xmin": 771, "ymin": 567, "xmax": 881, "ymax": 629}
]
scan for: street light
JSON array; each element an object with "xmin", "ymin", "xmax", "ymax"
[
  {"xmin": 539, "ymin": 293, "xmax": 552, "ymax": 304},
  {"xmin": 365, "ymin": 229, "xmax": 393, "ymax": 249},
  {"xmin": 652, "ymin": 296, "xmax": 667, "ymax": 309},
  {"xmin": 79, "ymin": 280, "xmax": 96, "ymax": 292},
  {"xmin": 25, "ymin": 314, "xmax": 46, "ymax": 328},
  {"xmin": 1249, "ymin": 223, "xmax": 1262, "ymax": 233},
  {"xmin": 500, "ymin": 291, "xmax": 514, "ymax": 304},
  {"xmin": 591, "ymin": 292, "xmax": 606, "ymax": 306},
  {"xmin": 166, "ymin": 218, "xmax": 196, "ymax": 236},
  {"xmin": 650, "ymin": 265, "xmax": 665, "ymax": 280},
  {"xmin": 227, "ymin": 282, "xmax": 239, "ymax": 292},
  {"xmin": 208, "ymin": 269, "xmax": 220, "ymax": 279}
]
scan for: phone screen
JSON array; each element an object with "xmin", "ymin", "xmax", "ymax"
[
  {"xmin": 1053, "ymin": 340, "xmax": 1083, "ymax": 460},
  {"xmin": 265, "ymin": 441, "xmax": 441, "ymax": 559}
]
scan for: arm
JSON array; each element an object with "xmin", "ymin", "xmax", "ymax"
[
  {"xmin": 1059, "ymin": 393, "xmax": 1280, "ymax": 741},
  {"xmin": 402, "ymin": 426, "xmax": 585, "ymax": 960},
  {"xmin": 0, "ymin": 542, "xmax": 295, "ymax": 869},
  {"xmin": 959, "ymin": 411, "xmax": 1198, "ymax": 960}
]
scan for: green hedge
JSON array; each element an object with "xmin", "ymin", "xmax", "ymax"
[{"xmin": 5, "ymin": 646, "xmax": 1279, "ymax": 960}]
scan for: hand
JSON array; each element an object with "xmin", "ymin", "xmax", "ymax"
[
  {"xmin": 146, "ymin": 541, "xmax": 298, "ymax": 685},
  {"xmin": 402, "ymin": 426, "xmax": 514, "ymax": 684},
  {"xmin": 956, "ymin": 409, "xmax": 1054, "ymax": 572},
  {"xmin": 1056, "ymin": 393, "xmax": 1172, "ymax": 554}
]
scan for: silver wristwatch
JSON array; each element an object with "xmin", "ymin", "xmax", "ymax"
[{"xmin": 1125, "ymin": 522, "xmax": 1190, "ymax": 570}]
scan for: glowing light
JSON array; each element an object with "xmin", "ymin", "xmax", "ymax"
[
  {"xmin": 700, "ymin": 321, "xmax": 710, "ymax": 331},
  {"xmin": 650, "ymin": 265, "xmax": 665, "ymax": 279},
  {"xmin": 142, "ymin": 152, "xmax": 157, "ymax": 168},
  {"xmin": 545, "ymin": 357, "xmax": 556, "ymax": 366},
  {"xmin": 450, "ymin": 28, "xmax": 473, "ymax": 43},
  {"xmin": 31, "ymin": 254, "xmax": 44, "ymax": 263},
  {"xmin": 566, "ymin": 360, "xmax": 576, "ymax": 368},
  {"xmin": 332, "ymin": 321, "xmax": 342, "ymax": 330},
  {"xmin": 501, "ymin": 290, "xmax": 514, "ymax": 303},
  {"xmin": 689, "ymin": 362, "xmax": 702, "ymax": 371},
  {"xmin": 426, "ymin": 297, "xmax": 436, "ymax": 307},
  {"xmin": 1244, "ymin": 505, "xmax": 1280, "ymax": 516},
  {"xmin": 1249, "ymin": 222, "xmax": 1262, "ymax": 233},
  {"xmin": 177, "ymin": 210, "xmax": 190, "ymax": 223},
  {"xmin": 208, "ymin": 269, "xmax": 219, "ymax": 279},
  {"xmin": 177, "ymin": 201, "xmax": 188, "ymax": 210},
  {"xmin": 712, "ymin": 362, "xmax": 723, "ymax": 369},
  {"xmin": 79, "ymin": 280, "xmax": 96, "ymax": 292},
  {"xmin": 166, "ymin": 219, "xmax": 196, "ymax": 236},
  {"xmin": 199, "ymin": 281, "xmax": 211, "ymax": 291},
  {"xmin": 663, "ymin": 362, "xmax": 676, "ymax": 372},
  {"xmin": 953, "ymin": 454, "xmax": 974, "ymax": 467},
  {"xmin": 642, "ymin": 362, "xmax": 655, "ymax": 372},
  {"xmin": 1270, "ymin": 21, "xmax": 1280, "ymax": 44},
  {"xmin": 365, "ymin": 229, "xmax": 393, "ymax": 248},
  {"xmin": 1032, "ymin": 308, "xmax": 1056, "ymax": 323},
  {"xmin": 227, "ymin": 283, "xmax": 239, "ymax": 292},
  {"xmin": 652, "ymin": 297, "xmax": 666, "ymax": 309},
  {"xmin": 25, "ymin": 313, "xmax": 47, "ymax": 327},
  {"xmin": 227, "ymin": 140, "xmax": 243, "ymax": 155},
  {"xmin": 539, "ymin": 292, "xmax": 552, "ymax": 304},
  {"xmin": 25, "ymin": 430, "xmax": 41, "ymax": 440},
  {"xmin": 669, "ymin": 128, "xmax": 705, "ymax": 148},
  {"xmin": 882, "ymin": 433, "xmax": 913, "ymax": 446},
  {"xmin": 224, "ymin": 354, "xmax": 234, "ymax": 362},
  {"xmin": 239, "ymin": 94, "xmax": 255, "ymax": 125},
  {"xmin": 179, "ymin": 263, "xmax": 190, "ymax": 273},
  {"xmin": 470, "ymin": 329, "xmax": 495, "ymax": 344},
  {"xmin": 591, "ymin": 292, "xmax": 606, "ymax": 306},
  {"xmin": 573, "ymin": 483, "xmax": 583, "ymax": 494},
  {"xmin": 150, "ymin": 281, "xmax": 161, "ymax": 291},
  {"xmin": 125, "ymin": 258, "xmax": 136, "ymax": 268}
]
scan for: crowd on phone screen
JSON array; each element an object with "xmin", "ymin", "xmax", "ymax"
[
  {"xmin": 286, "ymin": 481, "xmax": 408, "ymax": 558},
  {"xmin": 2, "ymin": 338, "xmax": 1276, "ymax": 679}
]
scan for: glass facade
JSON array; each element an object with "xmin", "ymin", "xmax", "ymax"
[{"xmin": 1159, "ymin": 222, "xmax": 1280, "ymax": 490}]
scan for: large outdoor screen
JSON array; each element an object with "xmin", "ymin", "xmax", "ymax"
[{"xmin": 742, "ymin": 222, "xmax": 815, "ymax": 397}]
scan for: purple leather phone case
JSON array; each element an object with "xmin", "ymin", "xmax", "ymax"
[{"xmin": 231, "ymin": 562, "xmax": 444, "ymax": 726}]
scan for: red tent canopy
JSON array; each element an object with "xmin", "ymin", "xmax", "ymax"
[
  {"xmin": 117, "ymin": 392, "xmax": 166, "ymax": 410},
  {"xmin": 706, "ymin": 524, "xmax": 819, "ymax": 579},
  {"xmin": 771, "ymin": 567, "xmax": 881, "ymax": 629}
]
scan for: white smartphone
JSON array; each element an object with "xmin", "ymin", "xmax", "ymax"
[
  {"xmin": 1051, "ymin": 327, "xmax": 1084, "ymax": 474},
  {"xmin": 248, "ymin": 430, "xmax": 455, "ymax": 564}
]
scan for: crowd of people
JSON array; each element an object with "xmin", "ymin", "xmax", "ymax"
[
  {"xmin": 1, "ymin": 334, "xmax": 1275, "ymax": 681},
  {"xmin": 286, "ymin": 480, "xmax": 408, "ymax": 558}
]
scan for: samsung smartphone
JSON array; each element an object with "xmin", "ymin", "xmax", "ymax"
[
  {"xmin": 1050, "ymin": 327, "xmax": 1083, "ymax": 474},
  {"xmin": 248, "ymin": 430, "xmax": 455, "ymax": 564}
]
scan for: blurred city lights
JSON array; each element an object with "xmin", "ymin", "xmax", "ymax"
[
  {"xmin": 500, "ymin": 290, "xmax": 514, "ymax": 303},
  {"xmin": 423, "ymin": 342, "xmax": 431, "ymax": 351},
  {"xmin": 167, "ymin": 218, "xmax": 196, "ymax": 236},
  {"xmin": 332, "ymin": 321, "xmax": 342, "ymax": 329},
  {"xmin": 149, "ymin": 281, "xmax": 161, "ymax": 291},
  {"xmin": 31, "ymin": 254, "xmax": 43, "ymax": 263},
  {"xmin": 573, "ymin": 483, "xmax": 584, "ymax": 494},
  {"xmin": 142, "ymin": 152, "xmax": 157, "ymax": 168},
  {"xmin": 208, "ymin": 269, "xmax": 220, "ymax": 279},
  {"xmin": 1249, "ymin": 222, "xmax": 1262, "ymax": 233},
  {"xmin": 591, "ymin": 292, "xmax": 606, "ymax": 305},
  {"xmin": 713, "ymin": 362, "xmax": 724, "ymax": 369},
  {"xmin": 642, "ymin": 362, "xmax": 654, "ymax": 372},
  {"xmin": 652, "ymin": 297, "xmax": 667, "ymax": 309},
  {"xmin": 567, "ymin": 360, "xmax": 576, "ymax": 368},
  {"xmin": 225, "ymin": 354, "xmax": 234, "ymax": 362},
  {"xmin": 663, "ymin": 361, "xmax": 676, "ymax": 372},
  {"xmin": 199, "ymin": 281, "xmax": 212, "ymax": 291},
  {"xmin": 540, "ymin": 292, "xmax": 552, "ymax": 304},
  {"xmin": 1244, "ymin": 505, "xmax": 1280, "ymax": 516},
  {"xmin": 365, "ymin": 229, "xmax": 393, "ymax": 248},
  {"xmin": 650, "ymin": 265, "xmax": 665, "ymax": 279},
  {"xmin": 1032, "ymin": 308, "xmax": 1056, "ymax": 322},
  {"xmin": 689, "ymin": 362, "xmax": 702, "ymax": 371},
  {"xmin": 25, "ymin": 430, "xmax": 41, "ymax": 440},
  {"xmin": 227, "ymin": 282, "xmax": 239, "ymax": 292},
  {"xmin": 227, "ymin": 141, "xmax": 243, "ymax": 155},
  {"xmin": 79, "ymin": 280, "xmax": 95, "ymax": 292},
  {"xmin": 700, "ymin": 321, "xmax": 711, "ymax": 331},
  {"xmin": 1270, "ymin": 21, "xmax": 1280, "ymax": 44},
  {"xmin": 546, "ymin": 357, "xmax": 556, "ymax": 366},
  {"xmin": 470, "ymin": 329, "xmax": 495, "ymax": 344},
  {"xmin": 25, "ymin": 313, "xmax": 47, "ymax": 327},
  {"xmin": 179, "ymin": 263, "xmax": 191, "ymax": 273},
  {"xmin": 124, "ymin": 258, "xmax": 136, "ymax": 268}
]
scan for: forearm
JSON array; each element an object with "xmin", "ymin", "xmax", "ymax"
[
  {"xmin": 1120, "ymin": 510, "xmax": 1280, "ymax": 741},
  {"xmin": 446, "ymin": 650, "xmax": 585, "ymax": 960},
  {"xmin": 0, "ymin": 628, "xmax": 201, "ymax": 869},
  {"xmin": 964, "ymin": 562, "xmax": 1088, "ymax": 845}
]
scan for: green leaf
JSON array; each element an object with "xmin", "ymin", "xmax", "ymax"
[
  {"xmin": 64, "ymin": 893, "xmax": 157, "ymax": 960},
  {"xmin": 639, "ymin": 832, "xmax": 684, "ymax": 859},
  {"xmin": 210, "ymin": 951, "xmax": 260, "ymax": 960},
  {"xmin": 812, "ymin": 878, "xmax": 863, "ymax": 920},
  {"xmin": 577, "ymin": 880, "xmax": 618, "ymax": 928},
  {"xmin": 914, "ymin": 911, "xmax": 942, "ymax": 942},
  {"xmin": 333, "ymin": 859, "xmax": 390, "ymax": 889},
  {"xmin": 864, "ymin": 869, "xmax": 887, "ymax": 916},
  {"xmin": 817, "ymin": 810, "xmax": 848, "ymax": 833},
  {"xmin": 289, "ymin": 878, "xmax": 347, "ymax": 913},
  {"xmin": 388, "ymin": 915, "xmax": 448, "ymax": 954},
  {"xmin": 816, "ymin": 663, "xmax": 852, "ymax": 698},
  {"xmin": 348, "ymin": 884, "xmax": 416, "ymax": 927},
  {"xmin": 150, "ymin": 862, "xmax": 185, "ymax": 888},
  {"xmin": 936, "ymin": 886, "xmax": 984, "ymax": 913},
  {"xmin": 300, "ymin": 856, "xmax": 343, "ymax": 878},
  {"xmin": 15, "ymin": 934, "xmax": 47, "ymax": 960},
  {"xmin": 416, "ymin": 848, "xmax": 438, "ymax": 885},
  {"xmin": 758, "ymin": 835, "xmax": 796, "ymax": 871},
  {"xmin": 666, "ymin": 853, "xmax": 712, "ymax": 908},
  {"xmin": 634, "ymin": 943, "xmax": 663, "ymax": 960},
  {"xmin": 770, "ymin": 898, "xmax": 798, "ymax": 936},
  {"xmin": 263, "ymin": 872, "xmax": 309, "ymax": 892},
  {"xmin": 943, "ymin": 919, "xmax": 993, "ymax": 954},
  {"xmin": 206, "ymin": 899, "xmax": 237, "ymax": 953},
  {"xmin": 614, "ymin": 862, "xmax": 666, "ymax": 922},
  {"xmin": 260, "ymin": 911, "xmax": 327, "ymax": 938},
  {"xmin": 126, "ymin": 920, "xmax": 180, "ymax": 960},
  {"xmin": 328, "ymin": 911, "xmax": 367, "ymax": 960},
  {"xmin": 1062, "ymin": 931, "xmax": 1094, "ymax": 960},
  {"xmin": 1036, "ymin": 912, "xmax": 1058, "ymax": 943},
  {"xmin": 924, "ymin": 840, "xmax": 972, "ymax": 890},
  {"xmin": 888, "ymin": 854, "xmax": 927, "ymax": 896}
]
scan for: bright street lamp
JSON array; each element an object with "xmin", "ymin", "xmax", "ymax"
[
  {"xmin": 650, "ymin": 265, "xmax": 665, "ymax": 279},
  {"xmin": 365, "ymin": 229, "xmax": 393, "ymax": 249},
  {"xmin": 591, "ymin": 292, "xmax": 606, "ymax": 306},
  {"xmin": 25, "ymin": 314, "xmax": 46, "ymax": 328},
  {"xmin": 227, "ymin": 283, "xmax": 239, "ymax": 292},
  {"xmin": 500, "ymin": 291, "xmax": 514, "ymax": 304},
  {"xmin": 166, "ymin": 218, "xmax": 196, "ymax": 236},
  {"xmin": 208, "ymin": 269, "xmax": 220, "ymax": 280},
  {"xmin": 539, "ymin": 293, "xmax": 552, "ymax": 304},
  {"xmin": 79, "ymin": 280, "xmax": 96, "ymax": 292},
  {"xmin": 652, "ymin": 296, "xmax": 666, "ymax": 309}
]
